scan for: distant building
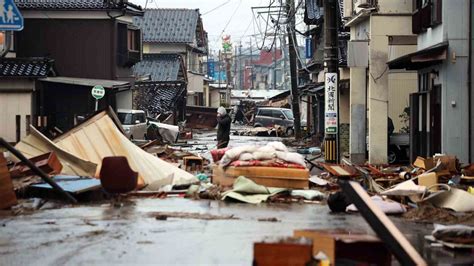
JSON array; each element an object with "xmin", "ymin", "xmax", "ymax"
[{"xmin": 134, "ymin": 8, "xmax": 208, "ymax": 107}]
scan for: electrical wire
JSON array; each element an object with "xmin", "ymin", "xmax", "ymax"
[{"xmin": 203, "ymin": 0, "xmax": 232, "ymax": 16}]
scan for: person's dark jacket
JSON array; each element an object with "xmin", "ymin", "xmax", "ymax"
[{"xmin": 217, "ymin": 114, "xmax": 231, "ymax": 142}]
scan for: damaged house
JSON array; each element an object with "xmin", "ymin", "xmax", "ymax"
[
  {"xmin": 0, "ymin": 0, "xmax": 144, "ymax": 140},
  {"xmin": 133, "ymin": 8, "xmax": 208, "ymax": 107},
  {"xmin": 133, "ymin": 54, "xmax": 187, "ymax": 122}
]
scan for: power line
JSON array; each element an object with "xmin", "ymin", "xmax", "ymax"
[{"xmin": 203, "ymin": 0, "xmax": 231, "ymax": 16}]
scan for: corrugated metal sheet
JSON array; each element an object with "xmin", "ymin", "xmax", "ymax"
[
  {"xmin": 53, "ymin": 111, "xmax": 197, "ymax": 186},
  {"xmin": 14, "ymin": 127, "xmax": 97, "ymax": 177},
  {"xmin": 134, "ymin": 9, "xmax": 199, "ymax": 43},
  {"xmin": 133, "ymin": 54, "xmax": 181, "ymax": 81}
]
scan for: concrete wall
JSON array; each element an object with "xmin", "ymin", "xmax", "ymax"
[
  {"xmin": 388, "ymin": 71, "xmax": 417, "ymax": 132},
  {"xmin": 0, "ymin": 80, "xmax": 35, "ymax": 142},
  {"xmin": 209, "ymin": 89, "xmax": 221, "ymax": 108},
  {"xmin": 116, "ymin": 89, "xmax": 133, "ymax": 110},
  {"xmin": 378, "ymin": 0, "xmax": 413, "ymax": 14},
  {"xmin": 368, "ymin": 15, "xmax": 413, "ymax": 163},
  {"xmin": 187, "ymin": 72, "xmax": 204, "ymax": 94}
]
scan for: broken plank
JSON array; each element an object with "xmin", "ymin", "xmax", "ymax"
[{"xmin": 0, "ymin": 153, "xmax": 17, "ymax": 209}]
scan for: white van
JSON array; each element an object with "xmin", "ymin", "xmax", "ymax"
[{"xmin": 117, "ymin": 109, "xmax": 148, "ymax": 140}]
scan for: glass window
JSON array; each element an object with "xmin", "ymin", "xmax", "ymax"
[
  {"xmin": 282, "ymin": 109, "xmax": 294, "ymax": 120},
  {"xmin": 272, "ymin": 110, "xmax": 284, "ymax": 118},
  {"xmin": 259, "ymin": 109, "xmax": 272, "ymax": 117},
  {"xmin": 118, "ymin": 113, "xmax": 133, "ymax": 125},
  {"xmin": 137, "ymin": 113, "xmax": 146, "ymax": 123}
]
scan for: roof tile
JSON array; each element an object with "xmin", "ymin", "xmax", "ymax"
[
  {"xmin": 0, "ymin": 57, "xmax": 53, "ymax": 78},
  {"xmin": 134, "ymin": 8, "xmax": 200, "ymax": 43},
  {"xmin": 14, "ymin": 0, "xmax": 143, "ymax": 12},
  {"xmin": 133, "ymin": 54, "xmax": 182, "ymax": 82}
]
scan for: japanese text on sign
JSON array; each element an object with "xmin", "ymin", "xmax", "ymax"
[{"xmin": 325, "ymin": 73, "xmax": 338, "ymax": 134}]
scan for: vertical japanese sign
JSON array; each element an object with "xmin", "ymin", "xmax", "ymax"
[{"xmin": 325, "ymin": 72, "xmax": 338, "ymax": 134}]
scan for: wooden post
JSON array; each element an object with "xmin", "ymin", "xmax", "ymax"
[
  {"xmin": 25, "ymin": 115, "xmax": 31, "ymax": 135},
  {"xmin": 15, "ymin": 115, "xmax": 21, "ymax": 142}
]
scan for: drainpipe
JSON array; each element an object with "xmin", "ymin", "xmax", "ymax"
[{"xmin": 469, "ymin": 0, "xmax": 472, "ymax": 163}]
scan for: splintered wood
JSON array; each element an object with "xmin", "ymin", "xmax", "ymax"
[{"xmin": 0, "ymin": 153, "xmax": 17, "ymax": 209}]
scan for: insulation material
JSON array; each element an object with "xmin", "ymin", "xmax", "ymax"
[
  {"xmin": 53, "ymin": 111, "xmax": 197, "ymax": 186},
  {"xmin": 14, "ymin": 127, "xmax": 97, "ymax": 177}
]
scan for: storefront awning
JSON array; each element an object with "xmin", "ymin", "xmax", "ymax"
[
  {"xmin": 39, "ymin": 77, "xmax": 131, "ymax": 89},
  {"xmin": 387, "ymin": 41, "xmax": 448, "ymax": 70}
]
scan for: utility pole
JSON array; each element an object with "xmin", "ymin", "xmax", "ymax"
[
  {"xmin": 239, "ymin": 43, "xmax": 243, "ymax": 90},
  {"xmin": 249, "ymin": 37, "xmax": 254, "ymax": 89},
  {"xmin": 286, "ymin": 0, "xmax": 302, "ymax": 139},
  {"xmin": 323, "ymin": 0, "xmax": 339, "ymax": 163},
  {"xmin": 273, "ymin": 38, "xmax": 277, "ymax": 90},
  {"xmin": 225, "ymin": 51, "xmax": 232, "ymax": 104}
]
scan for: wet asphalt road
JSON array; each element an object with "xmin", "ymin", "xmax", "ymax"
[
  {"xmin": 1, "ymin": 198, "xmax": 473, "ymax": 265},
  {"xmin": 1, "ymin": 128, "xmax": 473, "ymax": 265}
]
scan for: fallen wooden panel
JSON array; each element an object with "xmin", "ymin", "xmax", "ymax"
[
  {"xmin": 253, "ymin": 238, "xmax": 314, "ymax": 266},
  {"xmin": 319, "ymin": 162, "xmax": 359, "ymax": 177},
  {"xmin": 293, "ymin": 229, "xmax": 391, "ymax": 265},
  {"xmin": 213, "ymin": 165, "xmax": 309, "ymax": 189},
  {"xmin": 0, "ymin": 153, "xmax": 17, "ymax": 209},
  {"xmin": 9, "ymin": 152, "xmax": 62, "ymax": 178},
  {"xmin": 340, "ymin": 181, "xmax": 427, "ymax": 266},
  {"xmin": 14, "ymin": 127, "xmax": 97, "ymax": 177},
  {"xmin": 53, "ymin": 110, "xmax": 197, "ymax": 187}
]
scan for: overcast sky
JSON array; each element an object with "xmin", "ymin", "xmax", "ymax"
[{"xmin": 130, "ymin": 0, "xmax": 306, "ymax": 54}]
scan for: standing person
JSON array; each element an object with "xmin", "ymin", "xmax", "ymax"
[{"xmin": 217, "ymin": 106, "xmax": 231, "ymax": 148}]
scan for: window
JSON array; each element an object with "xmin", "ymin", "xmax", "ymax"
[
  {"xmin": 271, "ymin": 110, "xmax": 284, "ymax": 119},
  {"xmin": 137, "ymin": 113, "xmax": 146, "ymax": 123},
  {"xmin": 259, "ymin": 109, "xmax": 272, "ymax": 117},
  {"xmin": 431, "ymin": 0, "xmax": 442, "ymax": 25},
  {"xmin": 117, "ymin": 23, "xmax": 142, "ymax": 67},
  {"xmin": 282, "ymin": 109, "xmax": 294, "ymax": 120},
  {"xmin": 127, "ymin": 29, "xmax": 140, "ymax": 52},
  {"xmin": 118, "ymin": 113, "xmax": 133, "ymax": 125}
]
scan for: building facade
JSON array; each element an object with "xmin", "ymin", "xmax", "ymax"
[
  {"xmin": 389, "ymin": 0, "xmax": 474, "ymax": 164},
  {"xmin": 344, "ymin": 0, "xmax": 418, "ymax": 163}
]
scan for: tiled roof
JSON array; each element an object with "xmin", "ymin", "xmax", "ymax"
[
  {"xmin": 0, "ymin": 57, "xmax": 54, "ymax": 78},
  {"xmin": 15, "ymin": 0, "xmax": 143, "ymax": 13},
  {"xmin": 134, "ymin": 8, "xmax": 200, "ymax": 43},
  {"xmin": 133, "ymin": 54, "xmax": 182, "ymax": 82},
  {"xmin": 134, "ymin": 82, "xmax": 186, "ymax": 117}
]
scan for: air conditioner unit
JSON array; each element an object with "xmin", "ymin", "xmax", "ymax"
[{"xmin": 354, "ymin": 0, "xmax": 370, "ymax": 8}]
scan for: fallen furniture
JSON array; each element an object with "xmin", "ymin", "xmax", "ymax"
[
  {"xmin": 213, "ymin": 165, "xmax": 309, "ymax": 189},
  {"xmin": 0, "ymin": 137, "xmax": 77, "ymax": 203}
]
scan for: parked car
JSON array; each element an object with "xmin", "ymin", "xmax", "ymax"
[
  {"xmin": 254, "ymin": 107, "xmax": 297, "ymax": 135},
  {"xmin": 117, "ymin": 109, "xmax": 148, "ymax": 140}
]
